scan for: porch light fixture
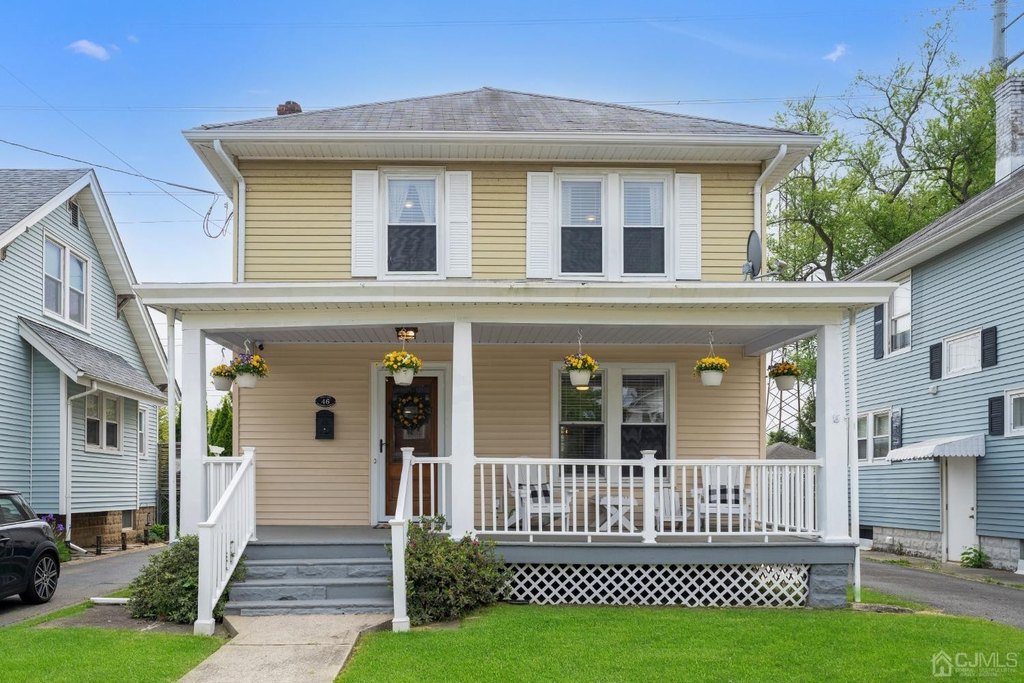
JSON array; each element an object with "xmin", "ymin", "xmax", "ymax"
[{"xmin": 396, "ymin": 327, "xmax": 418, "ymax": 343}]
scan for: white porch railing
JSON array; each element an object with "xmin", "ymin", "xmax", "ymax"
[
  {"xmin": 204, "ymin": 456, "xmax": 245, "ymax": 512},
  {"xmin": 473, "ymin": 453, "xmax": 820, "ymax": 540},
  {"xmin": 194, "ymin": 446, "xmax": 256, "ymax": 636}
]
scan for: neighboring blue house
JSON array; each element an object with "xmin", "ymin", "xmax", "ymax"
[
  {"xmin": 848, "ymin": 78, "xmax": 1024, "ymax": 572},
  {"xmin": 0, "ymin": 169, "xmax": 167, "ymax": 547}
]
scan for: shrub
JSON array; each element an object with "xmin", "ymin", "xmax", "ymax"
[
  {"xmin": 149, "ymin": 523, "xmax": 168, "ymax": 541},
  {"xmin": 960, "ymin": 545, "xmax": 991, "ymax": 569},
  {"xmin": 40, "ymin": 514, "xmax": 71, "ymax": 562},
  {"xmin": 127, "ymin": 535, "xmax": 245, "ymax": 624},
  {"xmin": 399, "ymin": 517, "xmax": 509, "ymax": 626}
]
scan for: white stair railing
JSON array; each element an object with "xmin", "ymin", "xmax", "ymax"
[
  {"xmin": 194, "ymin": 446, "xmax": 256, "ymax": 636},
  {"xmin": 389, "ymin": 448, "xmax": 415, "ymax": 632}
]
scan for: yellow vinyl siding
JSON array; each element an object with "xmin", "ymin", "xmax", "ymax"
[
  {"xmin": 238, "ymin": 161, "xmax": 759, "ymax": 282},
  {"xmin": 239, "ymin": 343, "xmax": 762, "ymax": 525}
]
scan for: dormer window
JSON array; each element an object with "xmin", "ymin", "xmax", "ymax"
[{"xmin": 43, "ymin": 237, "xmax": 88, "ymax": 327}]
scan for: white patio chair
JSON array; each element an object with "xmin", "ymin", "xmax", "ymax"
[
  {"xmin": 652, "ymin": 486, "xmax": 690, "ymax": 531},
  {"xmin": 502, "ymin": 460, "xmax": 576, "ymax": 531},
  {"xmin": 693, "ymin": 466, "xmax": 750, "ymax": 532}
]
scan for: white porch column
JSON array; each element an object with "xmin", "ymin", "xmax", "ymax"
[
  {"xmin": 166, "ymin": 309, "xmax": 177, "ymax": 541},
  {"xmin": 450, "ymin": 320, "xmax": 475, "ymax": 536},
  {"xmin": 179, "ymin": 324, "xmax": 208, "ymax": 534},
  {"xmin": 816, "ymin": 323, "xmax": 850, "ymax": 542}
]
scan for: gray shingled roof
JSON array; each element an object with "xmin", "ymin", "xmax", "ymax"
[
  {"xmin": 195, "ymin": 87, "xmax": 807, "ymax": 136},
  {"xmin": 766, "ymin": 442, "xmax": 816, "ymax": 460},
  {"xmin": 21, "ymin": 318, "xmax": 164, "ymax": 400},
  {"xmin": 0, "ymin": 169, "xmax": 90, "ymax": 236}
]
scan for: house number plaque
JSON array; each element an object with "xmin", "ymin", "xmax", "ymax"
[{"xmin": 315, "ymin": 395, "xmax": 336, "ymax": 408}]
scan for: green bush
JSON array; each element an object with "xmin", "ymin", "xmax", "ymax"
[
  {"xmin": 127, "ymin": 535, "xmax": 245, "ymax": 624},
  {"xmin": 399, "ymin": 517, "xmax": 509, "ymax": 626},
  {"xmin": 149, "ymin": 523, "xmax": 168, "ymax": 541},
  {"xmin": 960, "ymin": 545, "xmax": 991, "ymax": 569}
]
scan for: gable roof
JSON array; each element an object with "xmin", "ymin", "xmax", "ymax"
[
  {"xmin": 849, "ymin": 168, "xmax": 1024, "ymax": 281},
  {"xmin": 0, "ymin": 168, "xmax": 168, "ymax": 390},
  {"xmin": 0, "ymin": 169, "xmax": 91, "ymax": 239},
  {"xmin": 20, "ymin": 319, "xmax": 164, "ymax": 402},
  {"xmin": 194, "ymin": 87, "xmax": 807, "ymax": 137}
]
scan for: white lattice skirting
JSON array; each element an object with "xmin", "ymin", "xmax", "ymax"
[{"xmin": 506, "ymin": 563, "xmax": 809, "ymax": 608}]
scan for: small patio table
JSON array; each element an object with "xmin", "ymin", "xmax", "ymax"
[{"xmin": 593, "ymin": 494, "xmax": 636, "ymax": 532}]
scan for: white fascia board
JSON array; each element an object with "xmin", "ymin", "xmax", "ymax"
[
  {"xmin": 19, "ymin": 321, "xmax": 82, "ymax": 379},
  {"xmin": 0, "ymin": 173, "xmax": 92, "ymax": 251},
  {"xmin": 89, "ymin": 380, "xmax": 165, "ymax": 405}
]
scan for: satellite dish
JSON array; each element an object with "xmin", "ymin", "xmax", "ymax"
[{"xmin": 741, "ymin": 230, "xmax": 762, "ymax": 279}]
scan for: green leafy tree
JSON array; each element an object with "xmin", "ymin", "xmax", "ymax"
[{"xmin": 208, "ymin": 394, "xmax": 233, "ymax": 455}]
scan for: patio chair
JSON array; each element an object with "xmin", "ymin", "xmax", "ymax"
[
  {"xmin": 652, "ymin": 486, "xmax": 690, "ymax": 531},
  {"xmin": 502, "ymin": 460, "xmax": 576, "ymax": 531},
  {"xmin": 693, "ymin": 467, "xmax": 750, "ymax": 532}
]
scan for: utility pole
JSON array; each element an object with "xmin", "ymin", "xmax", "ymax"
[{"xmin": 994, "ymin": 0, "xmax": 1024, "ymax": 71}]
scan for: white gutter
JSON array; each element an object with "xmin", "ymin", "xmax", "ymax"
[
  {"xmin": 65, "ymin": 381, "xmax": 100, "ymax": 553},
  {"xmin": 753, "ymin": 144, "xmax": 788, "ymax": 240},
  {"xmin": 212, "ymin": 140, "xmax": 246, "ymax": 282},
  {"xmin": 847, "ymin": 309, "xmax": 861, "ymax": 603}
]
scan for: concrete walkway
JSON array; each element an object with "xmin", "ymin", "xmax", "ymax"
[
  {"xmin": 861, "ymin": 558, "xmax": 1024, "ymax": 629},
  {"xmin": 0, "ymin": 545, "xmax": 164, "ymax": 627},
  {"xmin": 181, "ymin": 614, "xmax": 392, "ymax": 683}
]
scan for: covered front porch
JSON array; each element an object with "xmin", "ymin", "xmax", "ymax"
[{"xmin": 137, "ymin": 280, "xmax": 893, "ymax": 632}]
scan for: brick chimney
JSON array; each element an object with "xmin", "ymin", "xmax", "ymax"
[
  {"xmin": 276, "ymin": 101, "xmax": 302, "ymax": 116},
  {"xmin": 995, "ymin": 78, "xmax": 1024, "ymax": 181}
]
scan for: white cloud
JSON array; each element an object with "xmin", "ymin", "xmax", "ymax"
[
  {"xmin": 823, "ymin": 43, "xmax": 848, "ymax": 63},
  {"xmin": 127, "ymin": 34, "xmax": 139, "ymax": 43},
  {"xmin": 67, "ymin": 39, "xmax": 110, "ymax": 61}
]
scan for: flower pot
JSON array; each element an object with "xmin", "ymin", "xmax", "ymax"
[
  {"xmin": 569, "ymin": 369, "xmax": 592, "ymax": 388},
  {"xmin": 700, "ymin": 370, "xmax": 724, "ymax": 387},
  {"xmin": 235, "ymin": 374, "xmax": 258, "ymax": 389},
  {"xmin": 392, "ymin": 368, "xmax": 415, "ymax": 386},
  {"xmin": 774, "ymin": 375, "xmax": 798, "ymax": 392},
  {"xmin": 212, "ymin": 375, "xmax": 233, "ymax": 391}
]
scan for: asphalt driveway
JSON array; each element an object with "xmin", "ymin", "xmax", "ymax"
[
  {"xmin": 861, "ymin": 560, "xmax": 1024, "ymax": 629},
  {"xmin": 0, "ymin": 546, "xmax": 163, "ymax": 627}
]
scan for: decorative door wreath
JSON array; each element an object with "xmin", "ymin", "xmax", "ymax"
[{"xmin": 392, "ymin": 392, "xmax": 430, "ymax": 431}]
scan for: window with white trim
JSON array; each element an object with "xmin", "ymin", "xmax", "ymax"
[
  {"xmin": 1007, "ymin": 389, "xmax": 1024, "ymax": 437},
  {"xmin": 559, "ymin": 178, "xmax": 604, "ymax": 274},
  {"xmin": 85, "ymin": 392, "xmax": 122, "ymax": 452},
  {"xmin": 43, "ymin": 237, "xmax": 88, "ymax": 326},
  {"xmin": 137, "ymin": 408, "xmax": 148, "ymax": 456},
  {"xmin": 943, "ymin": 329, "xmax": 981, "ymax": 378},
  {"xmin": 385, "ymin": 175, "xmax": 439, "ymax": 274},
  {"xmin": 622, "ymin": 179, "xmax": 667, "ymax": 275},
  {"xmin": 858, "ymin": 410, "xmax": 891, "ymax": 462},
  {"xmin": 888, "ymin": 276, "xmax": 911, "ymax": 353}
]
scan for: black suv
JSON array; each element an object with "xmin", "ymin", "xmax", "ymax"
[{"xmin": 0, "ymin": 490, "xmax": 59, "ymax": 603}]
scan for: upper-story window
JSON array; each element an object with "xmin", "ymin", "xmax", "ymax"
[
  {"xmin": 944, "ymin": 329, "xmax": 981, "ymax": 377},
  {"xmin": 386, "ymin": 175, "xmax": 439, "ymax": 274},
  {"xmin": 44, "ymin": 237, "xmax": 88, "ymax": 327},
  {"xmin": 560, "ymin": 179, "xmax": 604, "ymax": 274},
  {"xmin": 622, "ymin": 180, "xmax": 666, "ymax": 275},
  {"xmin": 888, "ymin": 275, "xmax": 911, "ymax": 353}
]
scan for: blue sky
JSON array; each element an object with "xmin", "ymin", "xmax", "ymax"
[{"xmin": 0, "ymin": 1, "xmax": 1000, "ymax": 285}]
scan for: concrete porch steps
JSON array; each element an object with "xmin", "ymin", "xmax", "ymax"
[
  {"xmin": 244, "ymin": 557, "xmax": 392, "ymax": 580},
  {"xmin": 223, "ymin": 597, "xmax": 394, "ymax": 617},
  {"xmin": 230, "ymin": 577, "xmax": 392, "ymax": 602}
]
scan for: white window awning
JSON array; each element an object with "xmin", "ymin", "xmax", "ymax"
[{"xmin": 886, "ymin": 434, "xmax": 986, "ymax": 462}]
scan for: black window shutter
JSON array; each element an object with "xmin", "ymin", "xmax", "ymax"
[
  {"xmin": 928, "ymin": 343, "xmax": 943, "ymax": 380},
  {"xmin": 873, "ymin": 305, "xmax": 885, "ymax": 359},
  {"xmin": 989, "ymin": 396, "xmax": 1005, "ymax": 436},
  {"xmin": 890, "ymin": 408, "xmax": 903, "ymax": 449},
  {"xmin": 981, "ymin": 327, "xmax": 998, "ymax": 368}
]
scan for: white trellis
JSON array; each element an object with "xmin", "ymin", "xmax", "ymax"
[
  {"xmin": 505, "ymin": 563, "xmax": 809, "ymax": 608},
  {"xmin": 766, "ymin": 344, "xmax": 814, "ymax": 437}
]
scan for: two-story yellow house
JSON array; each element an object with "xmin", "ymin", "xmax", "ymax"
[{"xmin": 137, "ymin": 88, "xmax": 893, "ymax": 633}]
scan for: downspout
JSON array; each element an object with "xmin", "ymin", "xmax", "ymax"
[
  {"xmin": 66, "ymin": 380, "xmax": 100, "ymax": 554},
  {"xmin": 753, "ymin": 144, "xmax": 788, "ymax": 240},
  {"xmin": 213, "ymin": 140, "xmax": 245, "ymax": 282},
  {"xmin": 847, "ymin": 309, "xmax": 861, "ymax": 603}
]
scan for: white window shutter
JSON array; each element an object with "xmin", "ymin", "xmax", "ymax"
[
  {"xmin": 526, "ymin": 172, "xmax": 555, "ymax": 278},
  {"xmin": 351, "ymin": 169, "xmax": 379, "ymax": 277},
  {"xmin": 674, "ymin": 173, "xmax": 701, "ymax": 280},
  {"xmin": 445, "ymin": 171, "xmax": 472, "ymax": 277}
]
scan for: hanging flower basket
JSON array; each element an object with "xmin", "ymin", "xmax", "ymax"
[
  {"xmin": 694, "ymin": 356, "xmax": 730, "ymax": 387},
  {"xmin": 231, "ymin": 353, "xmax": 269, "ymax": 389},
  {"xmin": 210, "ymin": 364, "xmax": 235, "ymax": 391},
  {"xmin": 564, "ymin": 352, "xmax": 599, "ymax": 389},
  {"xmin": 383, "ymin": 350, "xmax": 422, "ymax": 386},
  {"xmin": 768, "ymin": 361, "xmax": 801, "ymax": 392}
]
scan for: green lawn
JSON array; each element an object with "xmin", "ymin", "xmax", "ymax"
[
  {"xmin": 339, "ymin": 604, "xmax": 1024, "ymax": 683},
  {"xmin": 0, "ymin": 603, "xmax": 222, "ymax": 683}
]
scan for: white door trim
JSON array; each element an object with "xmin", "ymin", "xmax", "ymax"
[{"xmin": 369, "ymin": 362, "xmax": 452, "ymax": 524}]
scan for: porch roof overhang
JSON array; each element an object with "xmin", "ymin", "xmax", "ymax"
[
  {"xmin": 886, "ymin": 434, "xmax": 986, "ymax": 462},
  {"xmin": 137, "ymin": 280, "xmax": 895, "ymax": 356}
]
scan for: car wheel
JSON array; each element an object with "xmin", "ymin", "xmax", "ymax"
[{"xmin": 20, "ymin": 553, "xmax": 59, "ymax": 604}]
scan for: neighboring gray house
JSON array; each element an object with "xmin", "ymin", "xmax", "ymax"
[
  {"xmin": 0, "ymin": 169, "xmax": 167, "ymax": 547},
  {"xmin": 848, "ymin": 78, "xmax": 1024, "ymax": 572}
]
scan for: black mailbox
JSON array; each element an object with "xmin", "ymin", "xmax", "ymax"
[{"xmin": 315, "ymin": 409, "xmax": 335, "ymax": 440}]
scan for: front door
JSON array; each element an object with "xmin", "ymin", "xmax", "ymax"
[
  {"xmin": 943, "ymin": 457, "xmax": 978, "ymax": 561},
  {"xmin": 384, "ymin": 376, "xmax": 439, "ymax": 517}
]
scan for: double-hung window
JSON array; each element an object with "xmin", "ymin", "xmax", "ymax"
[
  {"xmin": 622, "ymin": 180, "xmax": 667, "ymax": 275},
  {"xmin": 43, "ymin": 237, "xmax": 88, "ymax": 326},
  {"xmin": 944, "ymin": 329, "xmax": 981, "ymax": 378},
  {"xmin": 86, "ymin": 393, "xmax": 121, "ymax": 452},
  {"xmin": 559, "ymin": 179, "xmax": 604, "ymax": 275},
  {"xmin": 386, "ymin": 176, "xmax": 438, "ymax": 274},
  {"xmin": 137, "ymin": 408, "xmax": 148, "ymax": 456},
  {"xmin": 858, "ymin": 410, "xmax": 891, "ymax": 462},
  {"xmin": 888, "ymin": 276, "xmax": 911, "ymax": 353},
  {"xmin": 1007, "ymin": 390, "xmax": 1024, "ymax": 437}
]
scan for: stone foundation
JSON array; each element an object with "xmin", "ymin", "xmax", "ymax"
[
  {"xmin": 69, "ymin": 506, "xmax": 157, "ymax": 548},
  {"xmin": 807, "ymin": 563, "xmax": 849, "ymax": 608},
  {"xmin": 980, "ymin": 536, "xmax": 1023, "ymax": 572},
  {"xmin": 871, "ymin": 526, "xmax": 943, "ymax": 560}
]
